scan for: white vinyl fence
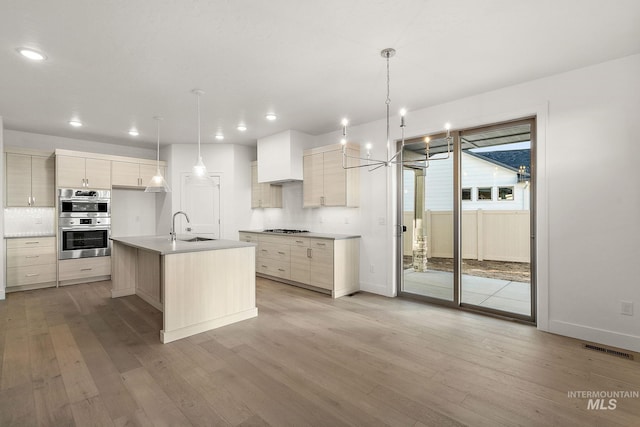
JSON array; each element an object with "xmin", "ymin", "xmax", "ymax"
[{"xmin": 404, "ymin": 209, "xmax": 530, "ymax": 262}]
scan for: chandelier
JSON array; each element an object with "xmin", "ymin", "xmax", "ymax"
[{"xmin": 340, "ymin": 48, "xmax": 452, "ymax": 170}]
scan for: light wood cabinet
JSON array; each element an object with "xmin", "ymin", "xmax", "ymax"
[
  {"xmin": 303, "ymin": 144, "xmax": 359, "ymax": 207},
  {"xmin": 5, "ymin": 152, "xmax": 55, "ymax": 207},
  {"xmin": 112, "ymin": 161, "xmax": 163, "ymax": 188},
  {"xmin": 6, "ymin": 237, "xmax": 57, "ymax": 291},
  {"xmin": 241, "ymin": 232, "xmax": 360, "ymax": 298},
  {"xmin": 58, "ymin": 256, "xmax": 111, "ymax": 286},
  {"xmin": 57, "ymin": 155, "xmax": 111, "ymax": 189},
  {"xmin": 251, "ymin": 161, "xmax": 282, "ymax": 208}
]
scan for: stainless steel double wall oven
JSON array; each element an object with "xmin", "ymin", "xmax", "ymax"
[{"xmin": 58, "ymin": 189, "xmax": 111, "ymax": 259}]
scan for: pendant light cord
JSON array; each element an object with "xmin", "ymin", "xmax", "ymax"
[
  {"xmin": 197, "ymin": 92, "xmax": 201, "ymax": 158},
  {"xmin": 156, "ymin": 119, "xmax": 160, "ymax": 167},
  {"xmin": 385, "ymin": 51, "xmax": 391, "ymax": 157}
]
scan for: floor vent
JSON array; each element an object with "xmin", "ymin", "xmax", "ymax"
[{"xmin": 583, "ymin": 343, "xmax": 634, "ymax": 360}]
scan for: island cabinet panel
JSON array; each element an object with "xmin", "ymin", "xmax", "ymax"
[
  {"xmin": 111, "ymin": 242, "xmax": 137, "ymax": 297},
  {"xmin": 162, "ymin": 246, "xmax": 257, "ymax": 343},
  {"xmin": 245, "ymin": 232, "xmax": 360, "ymax": 298},
  {"xmin": 136, "ymin": 249, "xmax": 162, "ymax": 310}
]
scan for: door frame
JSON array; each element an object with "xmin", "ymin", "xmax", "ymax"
[{"xmin": 396, "ymin": 117, "xmax": 537, "ymax": 324}]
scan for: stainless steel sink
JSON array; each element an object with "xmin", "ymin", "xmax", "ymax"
[{"xmin": 179, "ymin": 237, "xmax": 215, "ymax": 242}]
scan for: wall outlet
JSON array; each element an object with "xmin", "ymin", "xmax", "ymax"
[
  {"xmin": 370, "ymin": 264, "xmax": 375, "ymax": 273},
  {"xmin": 35, "ymin": 217, "xmax": 42, "ymax": 224},
  {"xmin": 319, "ymin": 216, "xmax": 324, "ymax": 224},
  {"xmin": 378, "ymin": 217, "xmax": 386, "ymax": 225},
  {"xmin": 344, "ymin": 217, "xmax": 349, "ymax": 224},
  {"xmin": 620, "ymin": 301, "xmax": 633, "ymax": 316}
]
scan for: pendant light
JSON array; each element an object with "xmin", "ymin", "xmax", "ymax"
[
  {"xmin": 192, "ymin": 89, "xmax": 208, "ymax": 177},
  {"xmin": 144, "ymin": 116, "xmax": 171, "ymax": 193}
]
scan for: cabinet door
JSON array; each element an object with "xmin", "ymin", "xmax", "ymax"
[
  {"xmin": 112, "ymin": 161, "xmax": 140, "ymax": 187},
  {"xmin": 139, "ymin": 164, "xmax": 158, "ymax": 187},
  {"xmin": 5, "ymin": 153, "xmax": 32, "ymax": 206},
  {"xmin": 303, "ymin": 153, "xmax": 324, "ymax": 207},
  {"xmin": 57, "ymin": 156, "xmax": 87, "ymax": 188},
  {"xmin": 309, "ymin": 240, "xmax": 334, "ymax": 290},
  {"xmin": 290, "ymin": 245, "xmax": 311, "ymax": 284},
  {"xmin": 322, "ymin": 150, "xmax": 347, "ymax": 206},
  {"xmin": 85, "ymin": 158, "xmax": 111, "ymax": 189},
  {"xmin": 31, "ymin": 155, "xmax": 55, "ymax": 206}
]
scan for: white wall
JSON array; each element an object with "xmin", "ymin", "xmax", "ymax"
[
  {"xmin": 0, "ymin": 117, "xmax": 4, "ymax": 300},
  {"xmin": 310, "ymin": 53, "xmax": 640, "ymax": 352},
  {"xmin": 111, "ymin": 189, "xmax": 157, "ymax": 237},
  {"xmin": 4, "ymin": 130, "xmax": 156, "ymax": 159},
  {"xmin": 159, "ymin": 143, "xmax": 257, "ymax": 240}
]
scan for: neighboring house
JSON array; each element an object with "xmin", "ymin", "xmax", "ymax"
[{"xmin": 404, "ymin": 148, "xmax": 531, "ymax": 212}]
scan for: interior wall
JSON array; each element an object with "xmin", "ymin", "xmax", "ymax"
[
  {"xmin": 3, "ymin": 129, "xmax": 156, "ymax": 159},
  {"xmin": 161, "ymin": 143, "xmax": 256, "ymax": 240},
  {"xmin": 310, "ymin": 53, "xmax": 640, "ymax": 352},
  {"xmin": 111, "ymin": 189, "xmax": 157, "ymax": 237},
  {"xmin": 0, "ymin": 117, "xmax": 5, "ymax": 299}
]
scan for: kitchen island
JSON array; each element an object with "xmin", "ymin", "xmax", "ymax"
[{"xmin": 110, "ymin": 235, "xmax": 257, "ymax": 343}]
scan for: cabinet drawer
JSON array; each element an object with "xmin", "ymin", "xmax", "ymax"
[
  {"xmin": 310, "ymin": 239, "xmax": 333, "ymax": 253},
  {"xmin": 239, "ymin": 232, "xmax": 258, "ymax": 243},
  {"xmin": 6, "ymin": 236, "xmax": 55, "ymax": 250},
  {"xmin": 290, "ymin": 237, "xmax": 310, "ymax": 247},
  {"xmin": 59, "ymin": 256, "xmax": 111, "ymax": 281},
  {"xmin": 257, "ymin": 259, "xmax": 290, "ymax": 279},
  {"xmin": 7, "ymin": 246, "xmax": 56, "ymax": 268},
  {"xmin": 258, "ymin": 242, "xmax": 290, "ymax": 261},
  {"xmin": 7, "ymin": 264, "xmax": 57, "ymax": 287}
]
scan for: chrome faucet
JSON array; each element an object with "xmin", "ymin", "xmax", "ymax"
[{"xmin": 171, "ymin": 211, "xmax": 190, "ymax": 241}]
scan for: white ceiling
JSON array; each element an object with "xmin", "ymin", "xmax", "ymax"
[{"xmin": 1, "ymin": 0, "xmax": 639, "ymax": 148}]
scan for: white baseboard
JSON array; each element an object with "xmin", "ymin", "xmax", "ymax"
[
  {"xmin": 549, "ymin": 319, "xmax": 640, "ymax": 353},
  {"xmin": 359, "ymin": 281, "xmax": 394, "ymax": 297},
  {"xmin": 160, "ymin": 307, "xmax": 258, "ymax": 344}
]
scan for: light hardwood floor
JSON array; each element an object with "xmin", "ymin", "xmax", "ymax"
[{"xmin": 1, "ymin": 277, "xmax": 639, "ymax": 426}]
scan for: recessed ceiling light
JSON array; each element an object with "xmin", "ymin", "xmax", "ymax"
[
  {"xmin": 17, "ymin": 48, "xmax": 46, "ymax": 61},
  {"xmin": 129, "ymin": 129, "xmax": 139, "ymax": 136},
  {"xmin": 265, "ymin": 113, "xmax": 277, "ymax": 121},
  {"xmin": 237, "ymin": 124, "xmax": 247, "ymax": 132},
  {"xmin": 215, "ymin": 134, "xmax": 224, "ymax": 140},
  {"xmin": 68, "ymin": 120, "xmax": 83, "ymax": 127}
]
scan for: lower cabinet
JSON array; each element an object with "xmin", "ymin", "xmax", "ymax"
[
  {"xmin": 240, "ymin": 232, "xmax": 359, "ymax": 298},
  {"xmin": 6, "ymin": 237, "xmax": 57, "ymax": 291},
  {"xmin": 58, "ymin": 256, "xmax": 111, "ymax": 286}
]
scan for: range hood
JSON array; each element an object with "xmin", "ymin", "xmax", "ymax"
[{"xmin": 257, "ymin": 130, "xmax": 315, "ymax": 183}]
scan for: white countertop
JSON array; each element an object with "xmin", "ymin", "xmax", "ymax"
[
  {"xmin": 111, "ymin": 235, "xmax": 255, "ymax": 255},
  {"xmin": 239, "ymin": 230, "xmax": 360, "ymax": 240}
]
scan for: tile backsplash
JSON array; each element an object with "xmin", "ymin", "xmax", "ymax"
[{"xmin": 4, "ymin": 207, "xmax": 56, "ymax": 237}]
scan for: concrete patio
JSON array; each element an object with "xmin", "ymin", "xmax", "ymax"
[{"xmin": 403, "ymin": 268, "xmax": 531, "ymax": 316}]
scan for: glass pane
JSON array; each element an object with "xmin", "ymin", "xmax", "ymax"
[
  {"xmin": 401, "ymin": 141, "xmax": 454, "ymax": 302},
  {"xmin": 460, "ymin": 123, "xmax": 532, "ymax": 317}
]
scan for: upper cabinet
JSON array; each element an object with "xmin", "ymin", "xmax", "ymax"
[
  {"xmin": 5, "ymin": 150, "xmax": 55, "ymax": 207},
  {"xmin": 303, "ymin": 144, "xmax": 360, "ymax": 208},
  {"xmin": 251, "ymin": 161, "xmax": 282, "ymax": 208},
  {"xmin": 112, "ymin": 161, "xmax": 163, "ymax": 188},
  {"xmin": 57, "ymin": 155, "xmax": 111, "ymax": 189}
]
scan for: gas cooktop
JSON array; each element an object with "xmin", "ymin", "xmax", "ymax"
[{"xmin": 262, "ymin": 229, "xmax": 309, "ymax": 234}]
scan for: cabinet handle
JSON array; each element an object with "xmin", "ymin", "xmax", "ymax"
[
  {"xmin": 316, "ymin": 242, "xmax": 326, "ymax": 246},
  {"xmin": 278, "ymin": 268, "xmax": 285, "ymax": 272},
  {"xmin": 307, "ymin": 248, "xmax": 312, "ymax": 258},
  {"xmin": 28, "ymin": 196, "xmax": 32, "ymax": 206},
  {"xmin": 320, "ymin": 196, "xmax": 325, "ymax": 206},
  {"xmin": 261, "ymin": 265, "xmax": 268, "ymax": 268},
  {"xmin": 86, "ymin": 178, "xmax": 89, "ymax": 187},
  {"xmin": 296, "ymin": 240, "xmax": 304, "ymax": 244},
  {"xmin": 277, "ymin": 251, "xmax": 285, "ymax": 255},
  {"xmin": 25, "ymin": 273, "xmax": 40, "ymax": 277},
  {"xmin": 32, "ymin": 197, "xmax": 36, "ymax": 205},
  {"xmin": 25, "ymin": 255, "xmax": 40, "ymax": 259},
  {"xmin": 81, "ymin": 268, "xmax": 93, "ymax": 271},
  {"xmin": 261, "ymin": 249, "xmax": 267, "ymax": 252},
  {"xmin": 25, "ymin": 241, "xmax": 40, "ymax": 245}
]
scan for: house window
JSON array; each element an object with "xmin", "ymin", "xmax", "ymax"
[
  {"xmin": 461, "ymin": 188, "xmax": 472, "ymax": 201},
  {"xmin": 498, "ymin": 186, "xmax": 514, "ymax": 200},
  {"xmin": 478, "ymin": 187, "xmax": 492, "ymax": 200}
]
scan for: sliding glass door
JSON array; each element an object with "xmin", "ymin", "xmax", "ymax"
[{"xmin": 399, "ymin": 118, "xmax": 535, "ymax": 322}]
